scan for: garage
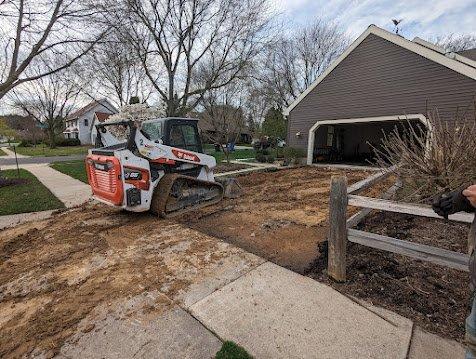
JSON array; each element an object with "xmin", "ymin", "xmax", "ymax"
[
  {"xmin": 307, "ymin": 115, "xmax": 429, "ymax": 165},
  {"xmin": 284, "ymin": 25, "xmax": 476, "ymax": 165}
]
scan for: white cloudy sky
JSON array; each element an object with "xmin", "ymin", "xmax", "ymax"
[{"xmin": 274, "ymin": 0, "xmax": 476, "ymax": 40}]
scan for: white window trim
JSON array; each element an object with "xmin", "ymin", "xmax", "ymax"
[
  {"xmin": 306, "ymin": 114, "xmax": 430, "ymax": 165},
  {"xmin": 284, "ymin": 25, "xmax": 476, "ymax": 116}
]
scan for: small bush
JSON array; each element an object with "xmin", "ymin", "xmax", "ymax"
[
  {"xmin": 255, "ymin": 149, "xmax": 275, "ymax": 163},
  {"xmin": 283, "ymin": 147, "xmax": 306, "ymax": 165},
  {"xmin": 18, "ymin": 139, "xmax": 34, "ymax": 147},
  {"xmin": 55, "ymin": 138, "xmax": 81, "ymax": 146}
]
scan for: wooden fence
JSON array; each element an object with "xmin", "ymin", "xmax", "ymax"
[{"xmin": 328, "ymin": 175, "xmax": 474, "ymax": 282}]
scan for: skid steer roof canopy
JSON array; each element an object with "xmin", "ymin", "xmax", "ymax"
[{"xmin": 141, "ymin": 118, "xmax": 203, "ymax": 153}]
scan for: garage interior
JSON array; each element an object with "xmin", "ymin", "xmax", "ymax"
[{"xmin": 312, "ymin": 119, "xmax": 426, "ymax": 164}]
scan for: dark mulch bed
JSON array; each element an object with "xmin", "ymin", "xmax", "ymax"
[
  {"xmin": 0, "ymin": 177, "xmax": 29, "ymax": 188},
  {"xmin": 306, "ymin": 211, "xmax": 471, "ymax": 342}
]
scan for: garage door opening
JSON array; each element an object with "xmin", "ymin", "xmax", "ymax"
[{"xmin": 307, "ymin": 115, "xmax": 429, "ymax": 165}]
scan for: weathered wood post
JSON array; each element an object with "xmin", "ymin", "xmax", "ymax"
[{"xmin": 328, "ymin": 175, "xmax": 348, "ymax": 282}]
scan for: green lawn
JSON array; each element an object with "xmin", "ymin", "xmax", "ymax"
[
  {"xmin": 11, "ymin": 145, "xmax": 90, "ymax": 157},
  {"xmin": 50, "ymin": 160, "xmax": 88, "ymax": 183},
  {"xmin": 215, "ymin": 341, "xmax": 252, "ymax": 359},
  {"xmin": 0, "ymin": 148, "xmax": 6, "ymax": 156},
  {"xmin": 0, "ymin": 169, "xmax": 65, "ymax": 215},
  {"xmin": 205, "ymin": 147, "xmax": 256, "ymax": 163}
]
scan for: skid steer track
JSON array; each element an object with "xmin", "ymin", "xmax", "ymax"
[{"xmin": 150, "ymin": 173, "xmax": 224, "ymax": 218}]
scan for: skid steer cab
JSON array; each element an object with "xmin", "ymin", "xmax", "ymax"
[{"xmin": 86, "ymin": 118, "xmax": 241, "ymax": 218}]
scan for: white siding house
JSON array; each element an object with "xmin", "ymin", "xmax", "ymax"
[{"xmin": 63, "ymin": 99, "xmax": 117, "ymax": 145}]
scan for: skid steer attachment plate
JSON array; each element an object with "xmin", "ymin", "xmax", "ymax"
[{"xmin": 150, "ymin": 174, "xmax": 224, "ymax": 218}]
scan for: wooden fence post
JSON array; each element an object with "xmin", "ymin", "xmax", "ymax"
[{"xmin": 328, "ymin": 175, "xmax": 348, "ymax": 282}]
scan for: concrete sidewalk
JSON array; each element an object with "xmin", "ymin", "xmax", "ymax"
[
  {"xmin": 1, "ymin": 147, "xmax": 29, "ymax": 158},
  {"xmin": 190, "ymin": 262, "xmax": 464, "ymax": 358},
  {"xmin": 56, "ymin": 258, "xmax": 464, "ymax": 358},
  {"xmin": 0, "ymin": 164, "xmax": 91, "ymax": 229},
  {"xmin": 25, "ymin": 164, "xmax": 91, "ymax": 207}
]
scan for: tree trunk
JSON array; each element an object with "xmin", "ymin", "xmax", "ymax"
[{"xmin": 48, "ymin": 130, "xmax": 56, "ymax": 149}]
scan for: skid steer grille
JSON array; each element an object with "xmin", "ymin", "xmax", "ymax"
[
  {"xmin": 91, "ymin": 167, "xmax": 117, "ymax": 192},
  {"xmin": 86, "ymin": 154, "xmax": 123, "ymax": 205}
]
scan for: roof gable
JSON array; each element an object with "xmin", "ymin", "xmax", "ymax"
[
  {"xmin": 285, "ymin": 25, "xmax": 476, "ymax": 116},
  {"xmin": 68, "ymin": 99, "xmax": 117, "ymax": 120}
]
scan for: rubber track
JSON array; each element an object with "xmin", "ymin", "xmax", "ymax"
[{"xmin": 150, "ymin": 174, "xmax": 224, "ymax": 218}]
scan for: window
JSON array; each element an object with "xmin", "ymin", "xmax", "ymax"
[
  {"xmin": 141, "ymin": 122, "xmax": 163, "ymax": 142},
  {"xmin": 169, "ymin": 125, "xmax": 186, "ymax": 148},
  {"xmin": 169, "ymin": 124, "xmax": 200, "ymax": 152},
  {"xmin": 84, "ymin": 119, "xmax": 89, "ymax": 127},
  {"xmin": 181, "ymin": 125, "xmax": 199, "ymax": 152}
]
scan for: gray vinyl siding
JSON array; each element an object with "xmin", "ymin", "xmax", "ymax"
[{"xmin": 287, "ymin": 34, "xmax": 476, "ymax": 149}]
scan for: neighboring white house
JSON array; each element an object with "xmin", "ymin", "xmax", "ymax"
[
  {"xmin": 63, "ymin": 99, "xmax": 117, "ymax": 145},
  {"xmin": 90, "ymin": 111, "xmax": 114, "ymax": 145}
]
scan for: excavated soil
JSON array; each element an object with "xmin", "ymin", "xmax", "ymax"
[
  {"xmin": 0, "ymin": 205, "xmax": 255, "ymax": 358},
  {"xmin": 180, "ymin": 167, "xmax": 372, "ymax": 273},
  {"xmin": 1, "ymin": 167, "xmax": 372, "ymax": 358},
  {"xmin": 2, "ymin": 165, "xmax": 466, "ymax": 354}
]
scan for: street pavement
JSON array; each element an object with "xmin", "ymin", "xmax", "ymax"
[{"xmin": 0, "ymin": 154, "xmax": 85, "ymax": 166}]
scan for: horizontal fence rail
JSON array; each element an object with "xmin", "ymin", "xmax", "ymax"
[
  {"xmin": 348, "ymin": 229, "xmax": 469, "ymax": 272},
  {"xmin": 348, "ymin": 195, "xmax": 475, "ymax": 224}
]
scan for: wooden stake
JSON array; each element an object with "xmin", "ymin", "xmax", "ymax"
[{"xmin": 328, "ymin": 175, "xmax": 348, "ymax": 282}]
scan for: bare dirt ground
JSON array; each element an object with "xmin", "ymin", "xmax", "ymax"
[
  {"xmin": 1, "ymin": 166, "xmax": 467, "ymax": 355},
  {"xmin": 0, "ymin": 205, "xmax": 260, "ymax": 358},
  {"xmin": 180, "ymin": 167, "xmax": 372, "ymax": 273}
]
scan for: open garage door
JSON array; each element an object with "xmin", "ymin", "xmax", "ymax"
[{"xmin": 306, "ymin": 114, "xmax": 430, "ymax": 165}]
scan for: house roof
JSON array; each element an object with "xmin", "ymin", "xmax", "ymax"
[
  {"xmin": 458, "ymin": 49, "xmax": 476, "ymax": 62},
  {"xmin": 94, "ymin": 112, "xmax": 112, "ymax": 122},
  {"xmin": 67, "ymin": 99, "xmax": 117, "ymax": 120},
  {"xmin": 284, "ymin": 25, "xmax": 476, "ymax": 116}
]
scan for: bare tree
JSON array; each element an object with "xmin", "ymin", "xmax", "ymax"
[
  {"xmin": 91, "ymin": 0, "xmax": 271, "ymax": 117},
  {"xmin": 434, "ymin": 34, "xmax": 476, "ymax": 52},
  {"xmin": 261, "ymin": 19, "xmax": 349, "ymax": 108},
  {"xmin": 0, "ymin": 0, "xmax": 108, "ymax": 101},
  {"xmin": 200, "ymin": 83, "xmax": 246, "ymax": 163},
  {"xmin": 77, "ymin": 36, "xmax": 153, "ymax": 107},
  {"xmin": 11, "ymin": 64, "xmax": 80, "ymax": 148}
]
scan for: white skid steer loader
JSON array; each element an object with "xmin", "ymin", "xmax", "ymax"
[{"xmin": 86, "ymin": 118, "xmax": 241, "ymax": 218}]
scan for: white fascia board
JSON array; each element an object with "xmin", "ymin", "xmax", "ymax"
[
  {"xmin": 446, "ymin": 52, "xmax": 476, "ymax": 69},
  {"xmin": 284, "ymin": 25, "xmax": 476, "ymax": 116}
]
